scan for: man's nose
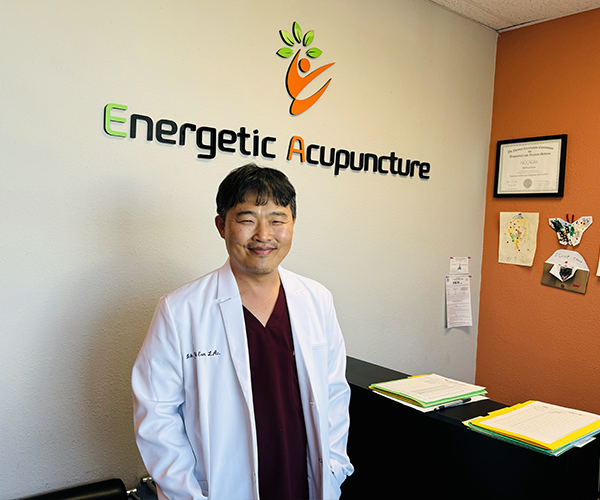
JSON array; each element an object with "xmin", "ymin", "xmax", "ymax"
[{"xmin": 253, "ymin": 221, "xmax": 272, "ymax": 241}]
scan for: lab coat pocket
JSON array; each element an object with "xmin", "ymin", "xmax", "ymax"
[
  {"xmin": 329, "ymin": 467, "xmax": 342, "ymax": 500},
  {"xmin": 310, "ymin": 342, "xmax": 328, "ymax": 411},
  {"xmin": 199, "ymin": 479, "xmax": 208, "ymax": 497}
]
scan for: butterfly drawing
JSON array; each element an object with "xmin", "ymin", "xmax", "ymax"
[{"xmin": 549, "ymin": 216, "xmax": 592, "ymax": 247}]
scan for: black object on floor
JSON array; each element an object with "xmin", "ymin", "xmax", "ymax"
[{"xmin": 19, "ymin": 478, "xmax": 127, "ymax": 500}]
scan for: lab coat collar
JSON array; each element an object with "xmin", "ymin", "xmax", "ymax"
[
  {"xmin": 216, "ymin": 260, "xmax": 253, "ymax": 412},
  {"xmin": 216, "ymin": 259, "xmax": 240, "ymax": 302},
  {"xmin": 216, "ymin": 260, "xmax": 302, "ymax": 299}
]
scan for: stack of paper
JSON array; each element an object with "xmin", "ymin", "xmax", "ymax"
[
  {"xmin": 369, "ymin": 374, "xmax": 487, "ymax": 409},
  {"xmin": 464, "ymin": 400, "xmax": 600, "ymax": 456}
]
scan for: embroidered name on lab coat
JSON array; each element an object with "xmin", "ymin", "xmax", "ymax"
[{"xmin": 185, "ymin": 350, "xmax": 221, "ymax": 360}]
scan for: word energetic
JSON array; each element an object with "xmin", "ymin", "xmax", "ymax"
[{"xmin": 104, "ymin": 104, "xmax": 276, "ymax": 160}]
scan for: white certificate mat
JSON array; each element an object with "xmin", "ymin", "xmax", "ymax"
[{"xmin": 496, "ymin": 136, "xmax": 565, "ymax": 195}]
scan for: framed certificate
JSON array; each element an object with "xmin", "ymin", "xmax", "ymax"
[{"xmin": 494, "ymin": 134, "xmax": 567, "ymax": 197}]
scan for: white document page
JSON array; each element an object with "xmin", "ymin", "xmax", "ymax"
[
  {"xmin": 449, "ymin": 256, "xmax": 470, "ymax": 274},
  {"xmin": 480, "ymin": 401, "xmax": 600, "ymax": 445},
  {"xmin": 373, "ymin": 391, "xmax": 487, "ymax": 412},
  {"xmin": 376, "ymin": 374, "xmax": 485, "ymax": 404},
  {"xmin": 445, "ymin": 275, "xmax": 473, "ymax": 327}
]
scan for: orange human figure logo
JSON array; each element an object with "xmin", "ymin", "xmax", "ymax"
[{"xmin": 276, "ymin": 22, "xmax": 335, "ymax": 115}]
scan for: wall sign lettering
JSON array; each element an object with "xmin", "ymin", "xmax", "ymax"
[{"xmin": 103, "ymin": 103, "xmax": 431, "ymax": 180}]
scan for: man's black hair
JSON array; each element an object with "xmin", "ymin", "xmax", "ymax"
[{"xmin": 216, "ymin": 163, "xmax": 297, "ymax": 220}]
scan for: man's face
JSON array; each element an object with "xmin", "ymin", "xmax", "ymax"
[{"xmin": 215, "ymin": 196, "xmax": 295, "ymax": 279}]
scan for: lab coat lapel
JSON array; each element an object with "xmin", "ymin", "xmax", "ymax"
[
  {"xmin": 280, "ymin": 267, "xmax": 316, "ymax": 393},
  {"xmin": 280, "ymin": 267, "xmax": 324, "ymax": 499},
  {"xmin": 216, "ymin": 260, "xmax": 253, "ymax": 409}
]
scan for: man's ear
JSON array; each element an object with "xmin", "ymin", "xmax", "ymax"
[{"xmin": 215, "ymin": 215, "xmax": 226, "ymax": 238}]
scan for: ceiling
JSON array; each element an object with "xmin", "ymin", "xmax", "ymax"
[{"xmin": 427, "ymin": 0, "xmax": 600, "ymax": 32}]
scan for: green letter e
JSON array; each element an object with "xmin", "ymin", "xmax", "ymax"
[{"xmin": 104, "ymin": 103, "xmax": 128, "ymax": 137}]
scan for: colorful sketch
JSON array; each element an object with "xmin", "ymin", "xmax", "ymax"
[
  {"xmin": 499, "ymin": 212, "xmax": 539, "ymax": 267},
  {"xmin": 549, "ymin": 216, "xmax": 592, "ymax": 247}
]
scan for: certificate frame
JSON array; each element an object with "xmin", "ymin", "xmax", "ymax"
[{"xmin": 494, "ymin": 134, "xmax": 567, "ymax": 198}]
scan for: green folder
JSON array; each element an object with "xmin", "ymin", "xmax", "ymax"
[
  {"xmin": 464, "ymin": 420, "xmax": 599, "ymax": 457},
  {"xmin": 370, "ymin": 374, "xmax": 487, "ymax": 408}
]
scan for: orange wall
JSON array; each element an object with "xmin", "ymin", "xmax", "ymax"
[{"xmin": 477, "ymin": 9, "xmax": 600, "ymax": 414}]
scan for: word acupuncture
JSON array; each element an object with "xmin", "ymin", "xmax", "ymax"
[{"xmin": 287, "ymin": 136, "xmax": 431, "ymax": 179}]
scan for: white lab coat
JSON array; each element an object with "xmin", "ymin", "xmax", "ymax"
[{"xmin": 132, "ymin": 260, "xmax": 354, "ymax": 500}]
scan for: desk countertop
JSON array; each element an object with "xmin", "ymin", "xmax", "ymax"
[{"xmin": 346, "ymin": 356, "xmax": 505, "ymax": 424}]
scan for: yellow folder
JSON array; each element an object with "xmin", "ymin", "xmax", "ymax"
[{"xmin": 467, "ymin": 400, "xmax": 600, "ymax": 451}]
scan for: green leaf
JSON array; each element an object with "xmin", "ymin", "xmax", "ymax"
[
  {"xmin": 276, "ymin": 47, "xmax": 294, "ymax": 58},
  {"xmin": 303, "ymin": 30, "xmax": 314, "ymax": 46},
  {"xmin": 280, "ymin": 30, "xmax": 295, "ymax": 46},
  {"xmin": 306, "ymin": 47, "xmax": 322, "ymax": 58},
  {"xmin": 293, "ymin": 21, "xmax": 302, "ymax": 44}
]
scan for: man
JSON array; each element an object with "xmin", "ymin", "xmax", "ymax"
[{"xmin": 132, "ymin": 164, "xmax": 353, "ymax": 500}]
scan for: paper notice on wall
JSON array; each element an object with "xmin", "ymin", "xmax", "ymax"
[
  {"xmin": 450, "ymin": 256, "xmax": 470, "ymax": 274},
  {"xmin": 445, "ymin": 275, "xmax": 473, "ymax": 328}
]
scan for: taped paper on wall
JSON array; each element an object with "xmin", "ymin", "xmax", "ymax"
[
  {"xmin": 450, "ymin": 256, "xmax": 470, "ymax": 274},
  {"xmin": 499, "ymin": 212, "xmax": 539, "ymax": 267},
  {"xmin": 445, "ymin": 275, "xmax": 473, "ymax": 328}
]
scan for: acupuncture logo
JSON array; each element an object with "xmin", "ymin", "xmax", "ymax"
[{"xmin": 276, "ymin": 21, "xmax": 335, "ymax": 115}]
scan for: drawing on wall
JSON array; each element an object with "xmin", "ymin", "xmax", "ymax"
[
  {"xmin": 549, "ymin": 215, "xmax": 592, "ymax": 247},
  {"xmin": 541, "ymin": 250, "xmax": 589, "ymax": 294},
  {"xmin": 449, "ymin": 256, "xmax": 470, "ymax": 274},
  {"xmin": 498, "ymin": 212, "xmax": 539, "ymax": 266}
]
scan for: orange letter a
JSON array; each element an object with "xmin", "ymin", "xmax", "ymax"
[{"xmin": 287, "ymin": 136, "xmax": 306, "ymax": 162}]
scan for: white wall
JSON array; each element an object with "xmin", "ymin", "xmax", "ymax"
[{"xmin": 0, "ymin": 0, "xmax": 496, "ymax": 496}]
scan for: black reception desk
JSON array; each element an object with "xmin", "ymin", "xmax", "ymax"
[{"xmin": 342, "ymin": 357, "xmax": 600, "ymax": 500}]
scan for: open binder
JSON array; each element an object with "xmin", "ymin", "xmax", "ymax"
[{"xmin": 464, "ymin": 400, "xmax": 600, "ymax": 456}]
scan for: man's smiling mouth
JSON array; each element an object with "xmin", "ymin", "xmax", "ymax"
[{"xmin": 247, "ymin": 245, "xmax": 278, "ymax": 255}]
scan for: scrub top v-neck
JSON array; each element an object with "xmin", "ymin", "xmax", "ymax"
[{"xmin": 244, "ymin": 285, "xmax": 309, "ymax": 500}]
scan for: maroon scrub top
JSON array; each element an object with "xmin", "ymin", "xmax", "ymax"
[{"xmin": 244, "ymin": 285, "xmax": 309, "ymax": 500}]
